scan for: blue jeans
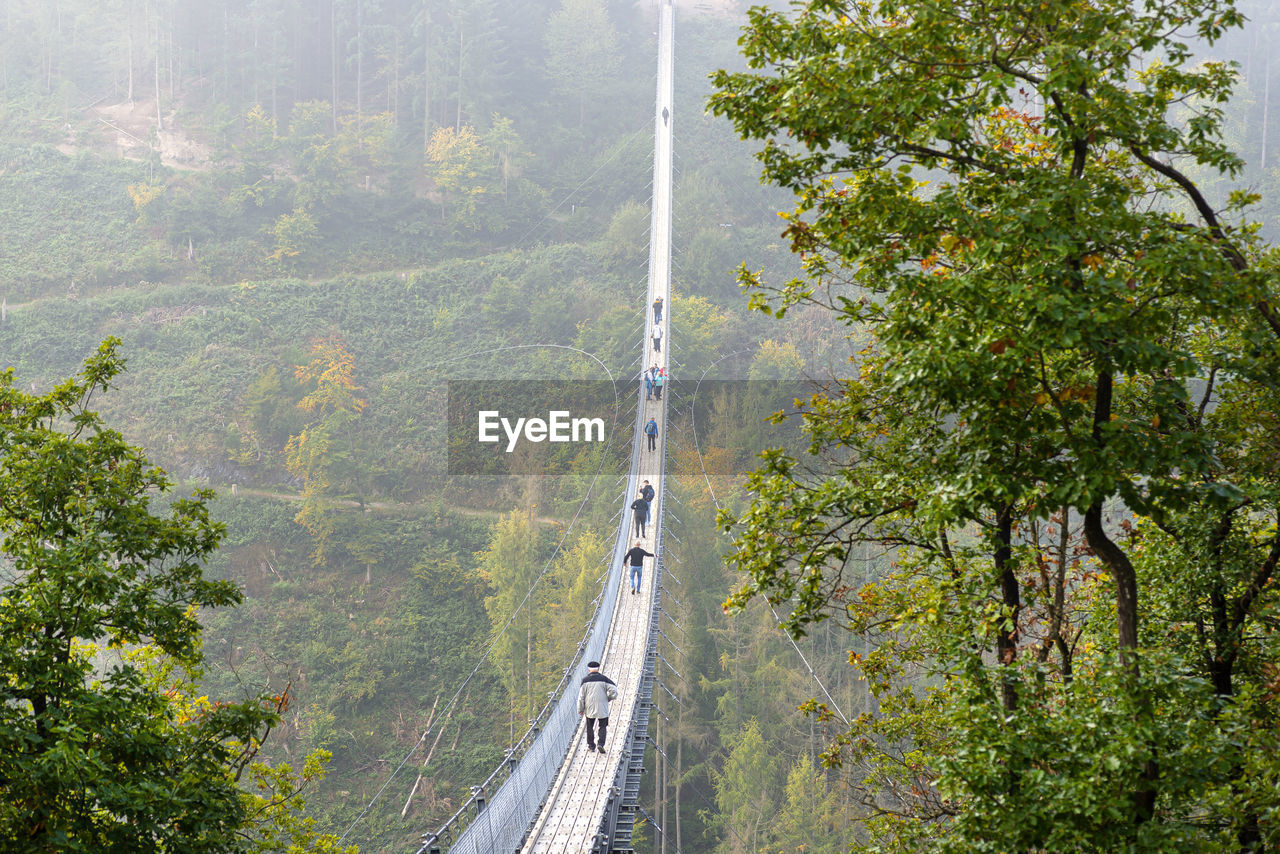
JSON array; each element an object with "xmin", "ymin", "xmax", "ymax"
[{"xmin": 630, "ymin": 564, "xmax": 642, "ymax": 591}]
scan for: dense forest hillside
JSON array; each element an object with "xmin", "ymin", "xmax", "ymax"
[
  {"xmin": 0, "ymin": 2, "xmax": 850, "ymax": 852},
  {"xmin": 5, "ymin": 0, "xmax": 1280, "ymax": 851}
]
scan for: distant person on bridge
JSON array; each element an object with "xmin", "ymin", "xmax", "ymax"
[
  {"xmin": 653, "ymin": 371, "xmax": 664, "ymax": 400},
  {"xmin": 645, "ymin": 417, "xmax": 659, "ymax": 451},
  {"xmin": 624, "ymin": 540, "xmax": 654, "ymax": 594},
  {"xmin": 631, "ymin": 493, "xmax": 650, "ymax": 538},
  {"xmin": 652, "ymin": 324, "xmax": 663, "ymax": 353},
  {"xmin": 644, "ymin": 371, "xmax": 654, "ymax": 400},
  {"xmin": 578, "ymin": 661, "xmax": 618, "ymax": 755},
  {"xmin": 653, "ymin": 297, "xmax": 663, "ymax": 323}
]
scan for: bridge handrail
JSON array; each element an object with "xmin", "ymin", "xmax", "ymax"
[{"xmin": 417, "ymin": 330, "xmax": 650, "ymax": 854}]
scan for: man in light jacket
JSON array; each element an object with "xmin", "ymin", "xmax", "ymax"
[{"xmin": 578, "ymin": 660, "xmax": 619, "ymax": 754}]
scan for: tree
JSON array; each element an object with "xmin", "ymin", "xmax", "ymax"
[
  {"xmin": 269, "ymin": 208, "xmax": 320, "ymax": 270},
  {"xmin": 536, "ymin": 528, "xmax": 604, "ymax": 691},
  {"xmin": 710, "ymin": 0, "xmax": 1280, "ymax": 849},
  {"xmin": 285, "ymin": 334, "xmax": 367, "ymax": 565},
  {"xmin": 543, "ymin": 0, "xmax": 622, "ymax": 128},
  {"xmin": 286, "ymin": 100, "xmax": 344, "ymax": 213},
  {"xmin": 476, "ymin": 509, "xmax": 540, "ymax": 743},
  {"xmin": 771, "ymin": 757, "xmax": 844, "ymax": 854},
  {"xmin": 598, "ymin": 199, "xmax": 650, "ymax": 267},
  {"xmin": 482, "ymin": 113, "xmax": 529, "ymax": 201},
  {"xmin": 705, "ymin": 719, "xmax": 783, "ymax": 854},
  {"xmin": 425, "ymin": 123, "xmax": 494, "ymax": 229},
  {"xmin": 0, "ymin": 339, "xmax": 280, "ymax": 852}
]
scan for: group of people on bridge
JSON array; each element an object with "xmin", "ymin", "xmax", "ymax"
[{"xmin": 578, "ymin": 296, "xmax": 668, "ymax": 757}]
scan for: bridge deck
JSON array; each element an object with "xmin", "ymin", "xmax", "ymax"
[{"xmin": 519, "ymin": 2, "xmax": 676, "ymax": 851}]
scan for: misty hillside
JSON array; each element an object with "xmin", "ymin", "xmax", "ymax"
[{"xmin": 3, "ymin": 1, "xmax": 1280, "ymax": 853}]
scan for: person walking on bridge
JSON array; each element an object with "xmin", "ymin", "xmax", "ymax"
[
  {"xmin": 645, "ymin": 417, "xmax": 659, "ymax": 451},
  {"xmin": 624, "ymin": 540, "xmax": 654, "ymax": 594},
  {"xmin": 631, "ymin": 493, "xmax": 650, "ymax": 538},
  {"xmin": 578, "ymin": 661, "xmax": 618, "ymax": 755},
  {"xmin": 652, "ymin": 324, "xmax": 663, "ymax": 353},
  {"xmin": 653, "ymin": 297, "xmax": 663, "ymax": 323}
]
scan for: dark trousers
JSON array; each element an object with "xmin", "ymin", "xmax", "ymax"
[
  {"xmin": 634, "ymin": 513, "xmax": 647, "ymax": 538},
  {"xmin": 586, "ymin": 716, "xmax": 609, "ymax": 750},
  {"xmin": 647, "ymin": 433, "xmax": 657, "ymax": 451},
  {"xmin": 653, "ymin": 337, "xmax": 661, "ymax": 352}
]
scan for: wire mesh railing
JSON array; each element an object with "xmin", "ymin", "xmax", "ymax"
[{"xmin": 416, "ymin": 345, "xmax": 649, "ymax": 854}]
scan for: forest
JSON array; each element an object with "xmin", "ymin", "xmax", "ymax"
[
  {"xmin": 2, "ymin": 0, "xmax": 1280, "ymax": 852},
  {"xmin": 0, "ymin": 0, "xmax": 842, "ymax": 851}
]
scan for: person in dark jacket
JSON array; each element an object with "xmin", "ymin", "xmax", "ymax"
[
  {"xmin": 631, "ymin": 493, "xmax": 650, "ymax": 538},
  {"xmin": 578, "ymin": 660, "xmax": 618, "ymax": 754},
  {"xmin": 641, "ymin": 480, "xmax": 655, "ymax": 504},
  {"xmin": 624, "ymin": 540, "xmax": 654, "ymax": 594},
  {"xmin": 653, "ymin": 297, "xmax": 663, "ymax": 323}
]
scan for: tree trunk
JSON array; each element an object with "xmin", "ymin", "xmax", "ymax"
[
  {"xmin": 153, "ymin": 12, "xmax": 162, "ymax": 132},
  {"xmin": 127, "ymin": 21, "xmax": 134, "ymax": 103},
  {"xmin": 995, "ymin": 503, "xmax": 1018, "ymax": 712},
  {"xmin": 330, "ymin": 0, "xmax": 339, "ymax": 132},
  {"xmin": 1084, "ymin": 370, "xmax": 1140, "ymax": 658},
  {"xmin": 455, "ymin": 25, "xmax": 462, "ymax": 131},
  {"xmin": 675, "ymin": 700, "xmax": 683, "ymax": 852},
  {"xmin": 422, "ymin": 6, "xmax": 432, "ymax": 152},
  {"xmin": 355, "ymin": 0, "xmax": 363, "ymax": 127},
  {"xmin": 1261, "ymin": 53, "xmax": 1270, "ymax": 171}
]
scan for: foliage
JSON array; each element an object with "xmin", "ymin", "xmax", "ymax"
[
  {"xmin": 705, "ymin": 719, "xmax": 783, "ymax": 854},
  {"xmin": 543, "ymin": 0, "xmax": 624, "ymax": 128},
  {"xmin": 426, "ymin": 125, "xmax": 495, "ymax": 231},
  {"xmin": 711, "ymin": 0, "xmax": 1280, "ymax": 849},
  {"xmin": 0, "ymin": 144, "xmax": 171, "ymax": 299},
  {"xmin": 269, "ymin": 209, "xmax": 320, "ymax": 269},
  {"xmin": 476, "ymin": 509, "xmax": 543, "ymax": 734},
  {"xmin": 0, "ymin": 339, "xmax": 281, "ymax": 852},
  {"xmin": 285, "ymin": 335, "xmax": 367, "ymax": 565},
  {"xmin": 240, "ymin": 749, "xmax": 358, "ymax": 854},
  {"xmin": 0, "ymin": 4, "xmax": 867, "ymax": 850}
]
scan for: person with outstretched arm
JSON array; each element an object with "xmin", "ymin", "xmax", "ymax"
[
  {"xmin": 578, "ymin": 661, "xmax": 618, "ymax": 754},
  {"xmin": 624, "ymin": 540, "xmax": 655, "ymax": 595}
]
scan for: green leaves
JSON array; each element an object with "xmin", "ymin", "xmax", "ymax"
[
  {"xmin": 0, "ymin": 339, "xmax": 281, "ymax": 852},
  {"xmin": 712, "ymin": 0, "xmax": 1280, "ymax": 848}
]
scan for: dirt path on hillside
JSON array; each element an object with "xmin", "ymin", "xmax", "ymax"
[{"xmin": 231, "ymin": 485, "xmax": 566, "ymax": 527}]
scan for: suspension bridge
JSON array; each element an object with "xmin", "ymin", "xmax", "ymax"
[{"xmin": 416, "ymin": 2, "xmax": 676, "ymax": 851}]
